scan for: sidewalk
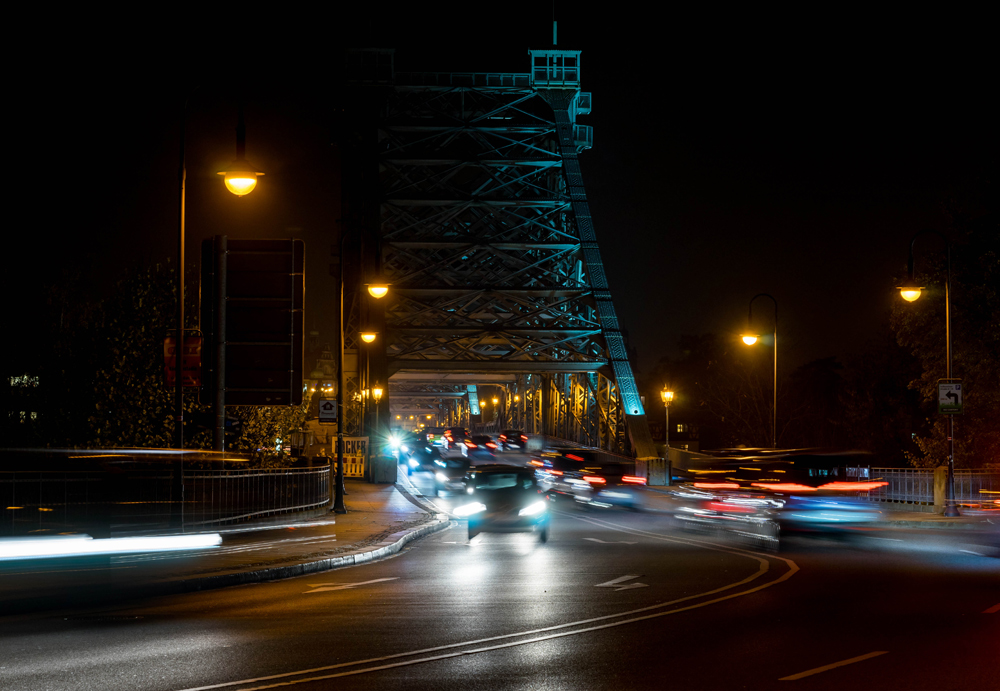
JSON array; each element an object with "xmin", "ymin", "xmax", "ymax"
[{"xmin": 0, "ymin": 479, "xmax": 448, "ymax": 615}]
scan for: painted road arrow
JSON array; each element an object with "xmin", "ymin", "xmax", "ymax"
[
  {"xmin": 583, "ymin": 538, "xmax": 637, "ymax": 545},
  {"xmin": 304, "ymin": 577, "xmax": 398, "ymax": 594},
  {"xmin": 595, "ymin": 574, "xmax": 648, "ymax": 591}
]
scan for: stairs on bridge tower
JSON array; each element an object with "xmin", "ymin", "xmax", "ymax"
[{"xmin": 339, "ymin": 47, "xmax": 660, "ymax": 468}]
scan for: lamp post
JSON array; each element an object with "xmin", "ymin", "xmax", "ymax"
[
  {"xmin": 898, "ymin": 231, "xmax": 959, "ymax": 517},
  {"xmin": 741, "ymin": 293, "xmax": 778, "ymax": 449},
  {"xmin": 660, "ymin": 388, "xmax": 674, "ymax": 484},
  {"xmin": 175, "ymin": 99, "xmax": 262, "ymax": 450}
]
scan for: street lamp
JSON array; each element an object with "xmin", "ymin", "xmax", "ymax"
[
  {"xmin": 660, "ymin": 388, "xmax": 674, "ymax": 486},
  {"xmin": 217, "ymin": 105, "xmax": 264, "ymax": 197},
  {"xmin": 174, "ymin": 98, "xmax": 261, "ymax": 451},
  {"xmin": 898, "ymin": 230, "xmax": 959, "ymax": 517},
  {"xmin": 742, "ymin": 293, "xmax": 778, "ymax": 449}
]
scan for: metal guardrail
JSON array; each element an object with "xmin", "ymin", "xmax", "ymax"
[
  {"xmin": 847, "ymin": 467, "xmax": 999, "ymax": 510},
  {"xmin": 1, "ymin": 450, "xmax": 330, "ymax": 537}
]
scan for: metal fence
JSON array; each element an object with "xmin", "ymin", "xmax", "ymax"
[
  {"xmin": 1, "ymin": 450, "xmax": 330, "ymax": 537},
  {"xmin": 848, "ymin": 467, "xmax": 999, "ymax": 511}
]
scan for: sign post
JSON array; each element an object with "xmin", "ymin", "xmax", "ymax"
[
  {"xmin": 937, "ymin": 380, "xmax": 963, "ymax": 415},
  {"xmin": 319, "ymin": 399, "xmax": 338, "ymax": 424}
]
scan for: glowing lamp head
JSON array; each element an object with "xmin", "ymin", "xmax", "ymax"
[
  {"xmin": 218, "ymin": 159, "xmax": 263, "ymax": 196},
  {"xmin": 360, "ymin": 332, "xmax": 377, "ymax": 344},
  {"xmin": 742, "ymin": 334, "xmax": 759, "ymax": 346},
  {"xmin": 897, "ymin": 278, "xmax": 924, "ymax": 302},
  {"xmin": 367, "ymin": 284, "xmax": 389, "ymax": 299},
  {"xmin": 660, "ymin": 389, "xmax": 674, "ymax": 403},
  {"xmin": 372, "ymin": 386, "xmax": 383, "ymax": 402}
]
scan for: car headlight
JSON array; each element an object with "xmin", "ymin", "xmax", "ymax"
[
  {"xmin": 453, "ymin": 502, "xmax": 487, "ymax": 517},
  {"xmin": 400, "ymin": 445, "xmax": 409, "ymax": 453},
  {"xmin": 518, "ymin": 500, "xmax": 547, "ymax": 516},
  {"xmin": 435, "ymin": 472, "xmax": 449, "ymax": 483},
  {"xmin": 408, "ymin": 458, "xmax": 418, "ymax": 468}
]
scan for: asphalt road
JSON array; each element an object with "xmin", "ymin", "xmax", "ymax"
[{"xmin": 2, "ymin": 492, "xmax": 997, "ymax": 691}]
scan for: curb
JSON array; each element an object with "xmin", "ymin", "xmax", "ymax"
[{"xmin": 180, "ymin": 514, "xmax": 450, "ymax": 593}]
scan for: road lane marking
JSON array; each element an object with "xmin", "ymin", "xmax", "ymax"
[
  {"xmin": 583, "ymin": 538, "xmax": 637, "ymax": 544},
  {"xmin": 984, "ymin": 603, "xmax": 1000, "ymax": 614},
  {"xmin": 779, "ymin": 651, "xmax": 888, "ymax": 681},
  {"xmin": 959, "ymin": 549, "xmax": 984, "ymax": 556},
  {"xmin": 175, "ymin": 518, "xmax": 799, "ymax": 691},
  {"xmin": 304, "ymin": 577, "xmax": 398, "ymax": 594},
  {"xmin": 595, "ymin": 575, "xmax": 648, "ymax": 591}
]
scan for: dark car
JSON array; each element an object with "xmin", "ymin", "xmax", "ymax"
[
  {"xmin": 571, "ymin": 462, "xmax": 647, "ymax": 511},
  {"xmin": 423, "ymin": 427, "xmax": 447, "ymax": 445},
  {"xmin": 498, "ymin": 430, "xmax": 528, "ymax": 452},
  {"xmin": 531, "ymin": 448, "xmax": 592, "ymax": 496},
  {"xmin": 454, "ymin": 465, "xmax": 550, "ymax": 542},
  {"xmin": 467, "ymin": 435, "xmax": 498, "ymax": 461},
  {"xmin": 433, "ymin": 457, "xmax": 472, "ymax": 496},
  {"xmin": 402, "ymin": 441, "xmax": 442, "ymax": 475}
]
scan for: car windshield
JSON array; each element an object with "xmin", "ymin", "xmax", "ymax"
[{"xmin": 473, "ymin": 473, "xmax": 534, "ymax": 490}]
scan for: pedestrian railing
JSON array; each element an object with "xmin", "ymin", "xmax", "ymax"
[
  {"xmin": 1, "ymin": 449, "xmax": 330, "ymax": 537},
  {"xmin": 846, "ymin": 467, "xmax": 999, "ymax": 511}
]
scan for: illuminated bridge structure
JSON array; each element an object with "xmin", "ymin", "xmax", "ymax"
[{"xmin": 338, "ymin": 48, "xmax": 659, "ymax": 464}]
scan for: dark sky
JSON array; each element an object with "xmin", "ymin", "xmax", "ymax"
[{"xmin": 11, "ymin": 6, "xmax": 994, "ymax": 379}]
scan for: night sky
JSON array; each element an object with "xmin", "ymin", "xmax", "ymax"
[{"xmin": 11, "ymin": 6, "xmax": 994, "ymax": 380}]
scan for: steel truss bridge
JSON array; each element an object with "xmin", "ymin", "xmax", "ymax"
[{"xmin": 336, "ymin": 48, "xmax": 658, "ymax": 463}]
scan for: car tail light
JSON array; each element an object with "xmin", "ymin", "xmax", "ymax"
[
  {"xmin": 583, "ymin": 476, "xmax": 606, "ymax": 485},
  {"xmin": 566, "ymin": 454, "xmax": 584, "ymax": 461},
  {"xmin": 499, "ymin": 435, "xmax": 507, "ymax": 441},
  {"xmin": 529, "ymin": 460, "xmax": 544, "ymax": 467},
  {"xmin": 694, "ymin": 482, "xmax": 741, "ymax": 489},
  {"xmin": 817, "ymin": 481, "xmax": 889, "ymax": 491},
  {"xmin": 465, "ymin": 441, "xmax": 478, "ymax": 449},
  {"xmin": 708, "ymin": 501, "xmax": 756, "ymax": 513},
  {"xmin": 547, "ymin": 470, "xmax": 563, "ymax": 476},
  {"xmin": 486, "ymin": 442, "xmax": 497, "ymax": 449},
  {"xmin": 520, "ymin": 435, "xmax": 528, "ymax": 442},
  {"xmin": 622, "ymin": 475, "xmax": 646, "ymax": 485},
  {"xmin": 751, "ymin": 483, "xmax": 816, "ymax": 492}
]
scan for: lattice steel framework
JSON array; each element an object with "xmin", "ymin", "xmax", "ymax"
[{"xmin": 343, "ymin": 49, "xmax": 657, "ymax": 458}]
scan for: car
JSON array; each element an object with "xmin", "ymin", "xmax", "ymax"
[
  {"xmin": 531, "ymin": 448, "xmax": 591, "ymax": 496},
  {"xmin": 432, "ymin": 457, "xmax": 472, "ymax": 496},
  {"xmin": 439, "ymin": 428, "xmax": 472, "ymax": 459},
  {"xmin": 570, "ymin": 462, "xmax": 647, "ymax": 511},
  {"xmin": 402, "ymin": 442, "xmax": 443, "ymax": 475},
  {"xmin": 498, "ymin": 430, "xmax": 528, "ymax": 452},
  {"xmin": 467, "ymin": 435, "xmax": 499, "ymax": 461},
  {"xmin": 423, "ymin": 427, "xmax": 447, "ymax": 445},
  {"xmin": 454, "ymin": 464, "xmax": 550, "ymax": 542}
]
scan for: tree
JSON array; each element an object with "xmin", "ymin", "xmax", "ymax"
[{"xmin": 891, "ymin": 206, "xmax": 999, "ymax": 469}]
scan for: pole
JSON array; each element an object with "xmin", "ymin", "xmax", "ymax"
[
  {"xmin": 944, "ymin": 240, "xmax": 958, "ymax": 516},
  {"xmin": 748, "ymin": 293, "xmax": 778, "ymax": 449},
  {"xmin": 213, "ymin": 235, "xmax": 227, "ymax": 451},
  {"xmin": 175, "ymin": 109, "xmax": 186, "ymax": 450},
  {"xmin": 333, "ymin": 231, "xmax": 347, "ymax": 514}
]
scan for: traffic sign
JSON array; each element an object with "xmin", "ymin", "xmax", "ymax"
[
  {"xmin": 319, "ymin": 399, "xmax": 338, "ymax": 423},
  {"xmin": 938, "ymin": 380, "xmax": 963, "ymax": 414}
]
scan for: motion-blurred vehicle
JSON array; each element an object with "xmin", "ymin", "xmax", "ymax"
[
  {"xmin": 571, "ymin": 462, "xmax": 647, "ymax": 511},
  {"xmin": 672, "ymin": 449, "xmax": 887, "ymax": 549},
  {"xmin": 433, "ymin": 457, "xmax": 472, "ymax": 496},
  {"xmin": 423, "ymin": 427, "xmax": 447, "ymax": 445},
  {"xmin": 402, "ymin": 442, "xmax": 443, "ymax": 475},
  {"xmin": 454, "ymin": 465, "xmax": 550, "ymax": 542},
  {"xmin": 467, "ymin": 435, "xmax": 499, "ymax": 461},
  {"xmin": 498, "ymin": 430, "xmax": 528, "ymax": 452},
  {"xmin": 531, "ymin": 448, "xmax": 595, "ymax": 496},
  {"xmin": 439, "ymin": 427, "xmax": 472, "ymax": 459}
]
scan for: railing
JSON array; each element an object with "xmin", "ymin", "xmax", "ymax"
[
  {"xmin": 1, "ymin": 450, "xmax": 330, "ymax": 537},
  {"xmin": 847, "ymin": 467, "xmax": 999, "ymax": 511}
]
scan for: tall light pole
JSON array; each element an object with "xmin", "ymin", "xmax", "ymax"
[
  {"xmin": 660, "ymin": 386, "xmax": 674, "ymax": 456},
  {"xmin": 176, "ymin": 99, "xmax": 262, "ymax": 450},
  {"xmin": 741, "ymin": 293, "xmax": 778, "ymax": 448},
  {"xmin": 898, "ymin": 231, "xmax": 959, "ymax": 517}
]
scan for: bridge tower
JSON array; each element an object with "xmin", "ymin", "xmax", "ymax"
[{"xmin": 339, "ymin": 48, "xmax": 659, "ymax": 466}]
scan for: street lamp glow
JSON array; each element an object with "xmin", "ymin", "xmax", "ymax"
[
  {"xmin": 900, "ymin": 288, "xmax": 922, "ymax": 302},
  {"xmin": 660, "ymin": 389, "xmax": 674, "ymax": 404},
  {"xmin": 360, "ymin": 332, "xmax": 377, "ymax": 344},
  {"xmin": 367, "ymin": 284, "xmax": 389, "ymax": 299},
  {"xmin": 742, "ymin": 334, "xmax": 759, "ymax": 346},
  {"xmin": 218, "ymin": 159, "xmax": 263, "ymax": 196},
  {"xmin": 372, "ymin": 385, "xmax": 383, "ymax": 402}
]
